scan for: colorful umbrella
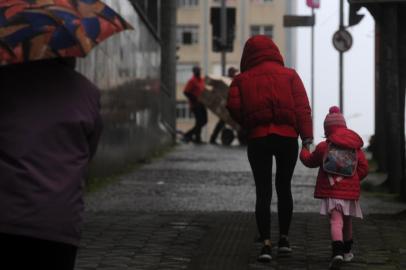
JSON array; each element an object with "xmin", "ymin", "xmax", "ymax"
[{"xmin": 0, "ymin": 0, "xmax": 133, "ymax": 65}]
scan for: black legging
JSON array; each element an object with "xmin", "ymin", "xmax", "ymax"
[
  {"xmin": 184, "ymin": 103, "xmax": 207, "ymax": 143},
  {"xmin": 247, "ymin": 134, "xmax": 298, "ymax": 240},
  {"xmin": 209, "ymin": 120, "xmax": 225, "ymax": 143}
]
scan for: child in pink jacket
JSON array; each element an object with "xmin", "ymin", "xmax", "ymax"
[{"xmin": 300, "ymin": 106, "xmax": 368, "ymax": 269}]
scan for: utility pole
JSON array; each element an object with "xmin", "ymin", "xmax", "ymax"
[
  {"xmin": 160, "ymin": 0, "xmax": 177, "ymax": 139},
  {"xmin": 333, "ymin": 1, "xmax": 352, "ymax": 113},
  {"xmin": 311, "ymin": 6, "xmax": 315, "ymax": 123},
  {"xmin": 290, "ymin": 0, "xmax": 320, "ymax": 131},
  {"xmin": 339, "ymin": 0, "xmax": 344, "ymax": 112},
  {"xmin": 220, "ymin": 0, "xmax": 227, "ymax": 76}
]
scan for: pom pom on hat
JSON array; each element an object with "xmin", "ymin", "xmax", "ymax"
[
  {"xmin": 324, "ymin": 106, "xmax": 346, "ymax": 135},
  {"xmin": 329, "ymin": 106, "xmax": 341, "ymax": 114}
]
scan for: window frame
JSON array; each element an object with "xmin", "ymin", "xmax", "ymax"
[
  {"xmin": 176, "ymin": 101, "xmax": 194, "ymax": 119},
  {"xmin": 250, "ymin": 24, "xmax": 274, "ymax": 38},
  {"xmin": 176, "ymin": 63, "xmax": 198, "ymax": 84},
  {"xmin": 177, "ymin": 25, "xmax": 200, "ymax": 45},
  {"xmin": 177, "ymin": 0, "xmax": 199, "ymax": 8},
  {"xmin": 251, "ymin": 0, "xmax": 273, "ymax": 3}
]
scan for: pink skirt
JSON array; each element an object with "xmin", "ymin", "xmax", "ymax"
[{"xmin": 320, "ymin": 198, "xmax": 363, "ymax": 219}]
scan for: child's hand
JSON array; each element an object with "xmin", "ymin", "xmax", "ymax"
[
  {"xmin": 299, "ymin": 147, "xmax": 309, "ymax": 163},
  {"xmin": 302, "ymin": 143, "xmax": 310, "ymax": 150},
  {"xmin": 300, "ymin": 140, "xmax": 320, "ymax": 168}
]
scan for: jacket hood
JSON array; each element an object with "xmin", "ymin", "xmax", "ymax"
[
  {"xmin": 240, "ymin": 35, "xmax": 284, "ymax": 72},
  {"xmin": 328, "ymin": 128, "xmax": 364, "ymax": 149}
]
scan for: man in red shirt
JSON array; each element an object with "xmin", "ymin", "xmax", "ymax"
[{"xmin": 183, "ymin": 66, "xmax": 207, "ymax": 143}]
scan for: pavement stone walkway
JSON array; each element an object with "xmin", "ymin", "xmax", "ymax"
[{"xmin": 78, "ymin": 144, "xmax": 406, "ymax": 270}]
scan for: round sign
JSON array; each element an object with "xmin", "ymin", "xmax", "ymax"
[{"xmin": 332, "ymin": 29, "xmax": 353, "ymax": 52}]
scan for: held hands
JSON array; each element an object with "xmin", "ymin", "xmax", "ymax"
[
  {"xmin": 300, "ymin": 138, "xmax": 313, "ymax": 164},
  {"xmin": 301, "ymin": 138, "xmax": 313, "ymax": 151}
]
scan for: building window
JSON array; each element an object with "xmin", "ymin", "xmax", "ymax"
[
  {"xmin": 177, "ymin": 64, "xmax": 196, "ymax": 84},
  {"xmin": 177, "ymin": 25, "xmax": 199, "ymax": 45},
  {"xmin": 212, "ymin": 0, "xmax": 237, "ymax": 4},
  {"xmin": 177, "ymin": 0, "xmax": 199, "ymax": 8},
  {"xmin": 250, "ymin": 0, "xmax": 273, "ymax": 3},
  {"xmin": 176, "ymin": 101, "xmax": 194, "ymax": 119},
  {"xmin": 250, "ymin": 25, "xmax": 274, "ymax": 38}
]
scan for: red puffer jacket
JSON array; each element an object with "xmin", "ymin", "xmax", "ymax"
[
  {"xmin": 226, "ymin": 35, "xmax": 313, "ymax": 140},
  {"xmin": 300, "ymin": 128, "xmax": 369, "ymax": 200}
]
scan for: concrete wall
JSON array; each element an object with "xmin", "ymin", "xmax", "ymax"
[{"xmin": 76, "ymin": 0, "xmax": 174, "ymax": 178}]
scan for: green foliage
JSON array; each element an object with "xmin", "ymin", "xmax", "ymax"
[
  {"xmin": 85, "ymin": 145, "xmax": 175, "ymax": 194},
  {"xmin": 367, "ymin": 157, "xmax": 378, "ymax": 173}
]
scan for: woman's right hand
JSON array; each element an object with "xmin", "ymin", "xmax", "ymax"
[{"xmin": 302, "ymin": 138, "xmax": 313, "ymax": 150}]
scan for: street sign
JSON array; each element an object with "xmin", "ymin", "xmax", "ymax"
[
  {"xmin": 332, "ymin": 29, "xmax": 353, "ymax": 52},
  {"xmin": 283, "ymin": 15, "xmax": 315, "ymax": 27},
  {"xmin": 306, "ymin": 0, "xmax": 320, "ymax": 8},
  {"xmin": 349, "ymin": 4, "xmax": 365, "ymax": 26},
  {"xmin": 349, "ymin": 0, "xmax": 406, "ymax": 3}
]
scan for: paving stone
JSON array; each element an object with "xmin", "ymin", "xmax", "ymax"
[{"xmin": 76, "ymin": 144, "xmax": 406, "ymax": 269}]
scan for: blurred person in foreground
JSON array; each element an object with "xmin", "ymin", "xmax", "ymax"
[
  {"xmin": 227, "ymin": 35, "xmax": 313, "ymax": 262},
  {"xmin": 182, "ymin": 66, "xmax": 208, "ymax": 144},
  {"xmin": 0, "ymin": 58, "xmax": 102, "ymax": 270}
]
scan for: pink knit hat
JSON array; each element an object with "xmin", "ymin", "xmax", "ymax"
[{"xmin": 324, "ymin": 106, "xmax": 346, "ymax": 135}]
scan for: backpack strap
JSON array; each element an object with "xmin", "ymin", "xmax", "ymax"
[{"xmin": 328, "ymin": 174, "xmax": 343, "ymax": 186}]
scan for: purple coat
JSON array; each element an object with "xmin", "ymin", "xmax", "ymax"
[{"xmin": 0, "ymin": 59, "xmax": 102, "ymax": 246}]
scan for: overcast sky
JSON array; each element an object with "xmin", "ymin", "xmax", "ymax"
[{"xmin": 295, "ymin": 1, "xmax": 374, "ymax": 144}]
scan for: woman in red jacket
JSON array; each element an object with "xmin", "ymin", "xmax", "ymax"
[
  {"xmin": 300, "ymin": 106, "xmax": 368, "ymax": 269},
  {"xmin": 227, "ymin": 35, "xmax": 313, "ymax": 262}
]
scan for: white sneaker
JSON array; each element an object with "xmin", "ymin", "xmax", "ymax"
[
  {"xmin": 343, "ymin": 252, "xmax": 354, "ymax": 262},
  {"xmin": 257, "ymin": 245, "xmax": 272, "ymax": 262},
  {"xmin": 329, "ymin": 255, "xmax": 343, "ymax": 269},
  {"xmin": 278, "ymin": 236, "xmax": 292, "ymax": 254}
]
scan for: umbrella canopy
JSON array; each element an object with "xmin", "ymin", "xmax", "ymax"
[{"xmin": 0, "ymin": 0, "xmax": 133, "ymax": 65}]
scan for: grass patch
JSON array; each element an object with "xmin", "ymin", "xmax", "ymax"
[
  {"xmin": 362, "ymin": 177, "xmax": 403, "ymax": 202},
  {"xmin": 363, "ymin": 191, "xmax": 403, "ymax": 203},
  {"xmin": 85, "ymin": 163, "xmax": 142, "ymax": 194},
  {"xmin": 367, "ymin": 157, "xmax": 378, "ymax": 173},
  {"xmin": 85, "ymin": 144, "xmax": 176, "ymax": 194},
  {"xmin": 361, "ymin": 179, "xmax": 388, "ymax": 193}
]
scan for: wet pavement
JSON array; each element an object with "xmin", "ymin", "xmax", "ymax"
[{"xmin": 78, "ymin": 143, "xmax": 406, "ymax": 270}]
